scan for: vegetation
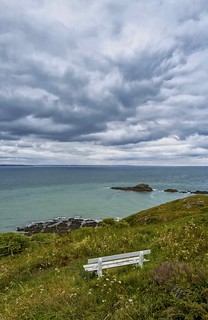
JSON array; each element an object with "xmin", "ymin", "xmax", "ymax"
[{"xmin": 0, "ymin": 195, "xmax": 208, "ymax": 319}]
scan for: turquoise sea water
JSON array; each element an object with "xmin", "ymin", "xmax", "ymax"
[{"xmin": 0, "ymin": 166, "xmax": 208, "ymax": 232}]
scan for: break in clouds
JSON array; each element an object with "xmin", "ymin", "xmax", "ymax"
[{"xmin": 0, "ymin": 0, "xmax": 208, "ymax": 165}]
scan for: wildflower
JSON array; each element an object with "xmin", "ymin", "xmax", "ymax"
[
  {"xmin": 128, "ymin": 299, "xmax": 133, "ymax": 302},
  {"xmin": 70, "ymin": 292, "xmax": 77, "ymax": 298}
]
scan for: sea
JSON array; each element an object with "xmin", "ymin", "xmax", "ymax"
[{"xmin": 0, "ymin": 166, "xmax": 208, "ymax": 233}]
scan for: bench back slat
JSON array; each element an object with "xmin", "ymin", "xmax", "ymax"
[
  {"xmin": 88, "ymin": 249, "xmax": 150, "ymax": 264},
  {"xmin": 84, "ymin": 258, "xmax": 148, "ymax": 271}
]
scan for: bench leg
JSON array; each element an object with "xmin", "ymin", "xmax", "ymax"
[
  {"xmin": 140, "ymin": 251, "xmax": 144, "ymax": 267},
  {"xmin": 135, "ymin": 252, "xmax": 144, "ymax": 268},
  {"xmin": 97, "ymin": 258, "xmax": 103, "ymax": 278}
]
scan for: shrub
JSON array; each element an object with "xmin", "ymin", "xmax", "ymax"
[
  {"xmin": 154, "ymin": 261, "xmax": 208, "ymax": 291},
  {"xmin": 115, "ymin": 220, "xmax": 129, "ymax": 228},
  {"xmin": 30, "ymin": 233, "xmax": 57, "ymax": 243},
  {"xmin": 0, "ymin": 233, "xmax": 30, "ymax": 256},
  {"xmin": 101, "ymin": 218, "xmax": 116, "ymax": 226}
]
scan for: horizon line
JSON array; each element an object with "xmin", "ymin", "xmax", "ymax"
[{"xmin": 0, "ymin": 164, "xmax": 208, "ymax": 167}]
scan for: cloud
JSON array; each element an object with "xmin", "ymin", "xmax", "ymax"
[{"xmin": 0, "ymin": 0, "xmax": 208, "ymax": 164}]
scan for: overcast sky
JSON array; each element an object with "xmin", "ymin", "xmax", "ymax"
[{"xmin": 0, "ymin": 0, "xmax": 208, "ymax": 165}]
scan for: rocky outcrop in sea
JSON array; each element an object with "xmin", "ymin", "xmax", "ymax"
[
  {"xmin": 111, "ymin": 183, "xmax": 153, "ymax": 192},
  {"xmin": 17, "ymin": 217, "xmax": 99, "ymax": 236},
  {"xmin": 111, "ymin": 183, "xmax": 208, "ymax": 194},
  {"xmin": 164, "ymin": 189, "xmax": 208, "ymax": 194}
]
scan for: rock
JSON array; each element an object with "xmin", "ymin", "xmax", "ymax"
[
  {"xmin": 164, "ymin": 189, "xmax": 191, "ymax": 193},
  {"xmin": 164, "ymin": 189, "xmax": 208, "ymax": 194},
  {"xmin": 191, "ymin": 190, "xmax": 208, "ymax": 195},
  {"xmin": 111, "ymin": 183, "xmax": 153, "ymax": 192},
  {"xmin": 17, "ymin": 217, "xmax": 99, "ymax": 236},
  {"xmin": 164, "ymin": 189, "xmax": 179, "ymax": 193},
  {"xmin": 111, "ymin": 184, "xmax": 208, "ymax": 195},
  {"xmin": 133, "ymin": 183, "xmax": 153, "ymax": 191}
]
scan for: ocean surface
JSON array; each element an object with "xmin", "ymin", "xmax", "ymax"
[{"xmin": 0, "ymin": 166, "xmax": 208, "ymax": 233}]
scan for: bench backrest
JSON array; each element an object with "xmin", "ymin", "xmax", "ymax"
[{"xmin": 88, "ymin": 249, "xmax": 151, "ymax": 264}]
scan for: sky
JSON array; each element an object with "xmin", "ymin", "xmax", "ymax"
[{"xmin": 0, "ymin": 0, "xmax": 208, "ymax": 166}]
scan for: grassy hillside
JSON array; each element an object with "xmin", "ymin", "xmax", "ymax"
[{"xmin": 0, "ymin": 195, "xmax": 208, "ymax": 320}]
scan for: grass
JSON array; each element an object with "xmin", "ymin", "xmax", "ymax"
[{"xmin": 0, "ymin": 195, "xmax": 208, "ymax": 319}]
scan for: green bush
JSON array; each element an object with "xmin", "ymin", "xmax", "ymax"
[
  {"xmin": 115, "ymin": 220, "xmax": 129, "ymax": 228},
  {"xmin": 101, "ymin": 218, "xmax": 116, "ymax": 226},
  {"xmin": 0, "ymin": 233, "xmax": 30, "ymax": 256},
  {"xmin": 30, "ymin": 233, "xmax": 57, "ymax": 243}
]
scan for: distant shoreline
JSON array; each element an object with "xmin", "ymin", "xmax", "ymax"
[{"xmin": 1, "ymin": 164, "xmax": 208, "ymax": 167}]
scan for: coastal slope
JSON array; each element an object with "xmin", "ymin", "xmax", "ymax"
[{"xmin": 0, "ymin": 195, "xmax": 208, "ymax": 319}]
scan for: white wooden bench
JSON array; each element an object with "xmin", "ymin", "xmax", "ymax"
[{"xmin": 83, "ymin": 249, "xmax": 151, "ymax": 278}]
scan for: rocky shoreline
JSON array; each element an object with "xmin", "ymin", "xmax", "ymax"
[{"xmin": 17, "ymin": 217, "xmax": 99, "ymax": 236}]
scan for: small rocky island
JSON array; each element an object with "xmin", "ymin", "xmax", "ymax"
[
  {"xmin": 111, "ymin": 183, "xmax": 153, "ymax": 192},
  {"xmin": 164, "ymin": 189, "xmax": 208, "ymax": 194},
  {"xmin": 17, "ymin": 217, "xmax": 99, "ymax": 236},
  {"xmin": 111, "ymin": 183, "xmax": 208, "ymax": 194}
]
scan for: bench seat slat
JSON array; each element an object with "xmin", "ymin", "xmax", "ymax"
[{"xmin": 88, "ymin": 250, "xmax": 151, "ymax": 264}]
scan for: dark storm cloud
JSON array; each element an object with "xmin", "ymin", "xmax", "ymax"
[{"xmin": 0, "ymin": 0, "xmax": 208, "ymax": 164}]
